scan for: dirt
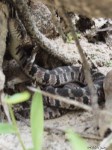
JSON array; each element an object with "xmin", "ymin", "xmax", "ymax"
[{"xmin": 0, "ymin": 26, "xmax": 112, "ymax": 149}]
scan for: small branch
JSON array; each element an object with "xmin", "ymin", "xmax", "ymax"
[
  {"xmin": 59, "ymin": 3, "xmax": 99, "ymax": 110},
  {"xmin": 27, "ymin": 86, "xmax": 112, "ymax": 117},
  {"xmin": 27, "ymin": 85, "xmax": 112, "ymax": 139},
  {"xmin": 27, "ymin": 86, "xmax": 92, "ymax": 112},
  {"xmin": 96, "ymin": 133, "xmax": 112, "ymax": 150},
  {"xmin": 72, "ymin": 27, "xmax": 98, "ymax": 109},
  {"xmin": 57, "ymin": 5, "xmax": 100, "ymax": 135}
]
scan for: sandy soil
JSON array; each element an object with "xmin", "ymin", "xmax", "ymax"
[{"xmin": 0, "ymin": 36, "xmax": 112, "ymax": 150}]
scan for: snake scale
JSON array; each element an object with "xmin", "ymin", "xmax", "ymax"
[{"xmin": 7, "ymin": 17, "xmax": 106, "ymax": 119}]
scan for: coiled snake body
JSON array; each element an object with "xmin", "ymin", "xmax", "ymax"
[{"xmin": 8, "ymin": 18, "xmax": 105, "ymax": 119}]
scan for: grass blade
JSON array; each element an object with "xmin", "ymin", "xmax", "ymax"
[
  {"xmin": 5, "ymin": 91, "xmax": 31, "ymax": 104},
  {"xmin": 66, "ymin": 129, "xmax": 88, "ymax": 150},
  {"xmin": 0, "ymin": 123, "xmax": 16, "ymax": 134},
  {"xmin": 30, "ymin": 91, "xmax": 44, "ymax": 150},
  {"xmin": 8, "ymin": 105, "xmax": 26, "ymax": 150}
]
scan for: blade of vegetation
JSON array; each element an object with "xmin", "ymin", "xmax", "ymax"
[
  {"xmin": 66, "ymin": 32, "xmax": 74, "ymax": 43},
  {"xmin": 30, "ymin": 91, "xmax": 44, "ymax": 150},
  {"xmin": 8, "ymin": 105, "xmax": 26, "ymax": 150},
  {"xmin": 66, "ymin": 129, "xmax": 88, "ymax": 150},
  {"xmin": 5, "ymin": 91, "xmax": 31, "ymax": 104},
  {"xmin": 0, "ymin": 123, "xmax": 16, "ymax": 134}
]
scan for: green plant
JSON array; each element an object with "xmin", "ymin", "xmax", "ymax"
[
  {"xmin": 30, "ymin": 91, "xmax": 44, "ymax": 150},
  {"xmin": 66, "ymin": 32, "xmax": 74, "ymax": 43},
  {"xmin": 0, "ymin": 90, "xmax": 90, "ymax": 150},
  {"xmin": 0, "ymin": 123, "xmax": 15, "ymax": 134},
  {"xmin": 66, "ymin": 129, "xmax": 88, "ymax": 150},
  {"xmin": 2, "ymin": 90, "xmax": 44, "ymax": 150},
  {"xmin": 66, "ymin": 32, "xmax": 81, "ymax": 43}
]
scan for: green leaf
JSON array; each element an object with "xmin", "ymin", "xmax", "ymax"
[
  {"xmin": 30, "ymin": 91, "xmax": 44, "ymax": 150},
  {"xmin": 77, "ymin": 33, "xmax": 81, "ymax": 38},
  {"xmin": 66, "ymin": 32, "xmax": 74, "ymax": 43},
  {"xmin": 5, "ymin": 91, "xmax": 31, "ymax": 104},
  {"xmin": 0, "ymin": 123, "xmax": 16, "ymax": 134},
  {"xmin": 66, "ymin": 129, "xmax": 88, "ymax": 150}
]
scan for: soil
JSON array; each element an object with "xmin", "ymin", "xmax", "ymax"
[{"xmin": 0, "ymin": 26, "xmax": 112, "ymax": 150}]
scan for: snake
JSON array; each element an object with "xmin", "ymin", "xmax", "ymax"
[{"xmin": 7, "ymin": 16, "xmax": 105, "ymax": 119}]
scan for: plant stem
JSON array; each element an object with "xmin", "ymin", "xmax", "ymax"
[{"xmin": 8, "ymin": 105, "xmax": 26, "ymax": 150}]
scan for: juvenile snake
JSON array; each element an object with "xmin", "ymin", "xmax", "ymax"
[{"xmin": 8, "ymin": 18, "xmax": 105, "ymax": 119}]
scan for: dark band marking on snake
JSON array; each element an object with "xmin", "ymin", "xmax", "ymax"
[{"xmin": 8, "ymin": 18, "xmax": 105, "ymax": 119}]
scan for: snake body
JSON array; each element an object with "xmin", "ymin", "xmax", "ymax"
[
  {"xmin": 8, "ymin": 18, "xmax": 105, "ymax": 119},
  {"xmin": 8, "ymin": 18, "xmax": 86, "ymax": 86}
]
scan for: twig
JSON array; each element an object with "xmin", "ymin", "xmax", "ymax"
[
  {"xmin": 27, "ymin": 86, "xmax": 92, "ymax": 112},
  {"xmin": 27, "ymin": 86, "xmax": 112, "ymax": 117},
  {"xmin": 59, "ymin": 3, "xmax": 98, "ymax": 110},
  {"xmin": 27, "ymin": 86, "xmax": 112, "ymax": 139},
  {"xmin": 96, "ymin": 133, "xmax": 112, "ymax": 150}
]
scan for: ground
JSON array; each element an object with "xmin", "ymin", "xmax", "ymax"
[{"xmin": 0, "ymin": 32, "xmax": 112, "ymax": 149}]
